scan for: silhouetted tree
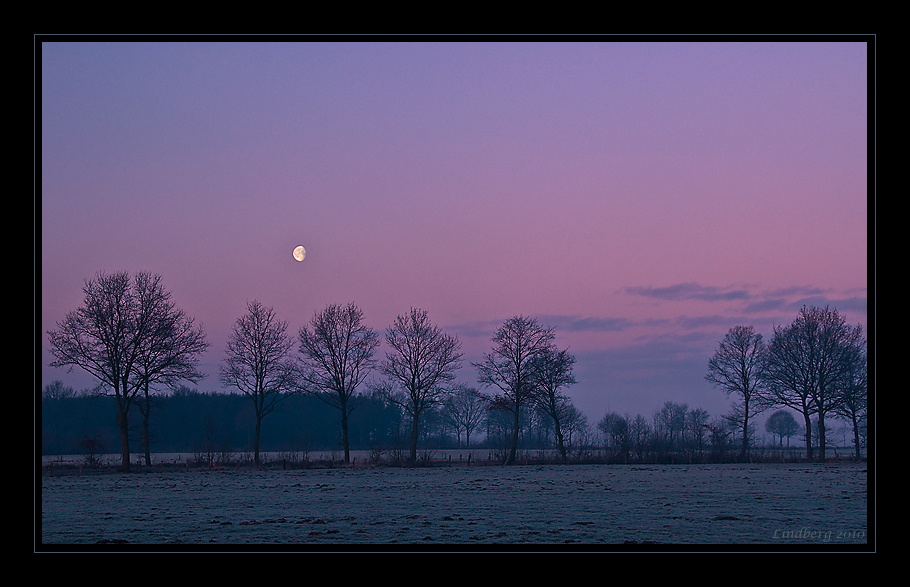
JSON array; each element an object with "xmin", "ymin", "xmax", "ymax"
[
  {"xmin": 48, "ymin": 271, "xmax": 204, "ymax": 473},
  {"xmin": 473, "ymin": 316, "xmax": 556, "ymax": 465},
  {"xmin": 598, "ymin": 412, "xmax": 631, "ymax": 461},
  {"xmin": 561, "ymin": 405, "xmax": 592, "ymax": 458},
  {"xmin": 78, "ymin": 434, "xmax": 105, "ymax": 467},
  {"xmin": 765, "ymin": 409, "xmax": 801, "ymax": 447},
  {"xmin": 764, "ymin": 306, "xmax": 865, "ymax": 461},
  {"xmin": 298, "ymin": 303, "xmax": 379, "ymax": 463},
  {"xmin": 443, "ymin": 383, "xmax": 488, "ymax": 448},
  {"xmin": 484, "ymin": 399, "xmax": 516, "ymax": 458},
  {"xmin": 686, "ymin": 407, "xmax": 710, "ymax": 459},
  {"xmin": 131, "ymin": 273, "xmax": 208, "ymax": 465},
  {"xmin": 629, "ymin": 414, "xmax": 651, "ymax": 461},
  {"xmin": 705, "ymin": 325, "xmax": 768, "ymax": 458},
  {"xmin": 702, "ymin": 417, "xmax": 732, "ymax": 460},
  {"xmin": 220, "ymin": 300, "xmax": 297, "ymax": 466},
  {"xmin": 378, "ymin": 308, "xmax": 463, "ymax": 464},
  {"xmin": 724, "ymin": 405, "xmax": 757, "ymax": 459},
  {"xmin": 834, "ymin": 347, "xmax": 867, "ymax": 459},
  {"xmin": 42, "ymin": 380, "xmax": 76, "ymax": 401},
  {"xmin": 654, "ymin": 401, "xmax": 688, "ymax": 456},
  {"xmin": 529, "ymin": 347, "xmax": 576, "ymax": 462}
]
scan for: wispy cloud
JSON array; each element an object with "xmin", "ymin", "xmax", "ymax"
[
  {"xmin": 622, "ymin": 282, "xmax": 867, "ymax": 323},
  {"xmin": 788, "ymin": 295, "xmax": 867, "ymax": 318},
  {"xmin": 538, "ymin": 315, "xmax": 636, "ymax": 333},
  {"xmin": 449, "ymin": 315, "xmax": 638, "ymax": 338},
  {"xmin": 763, "ymin": 286, "xmax": 828, "ymax": 298},
  {"xmin": 444, "ymin": 320, "xmax": 503, "ymax": 339},
  {"xmin": 445, "ymin": 284, "xmax": 866, "ymax": 363},
  {"xmin": 623, "ymin": 283, "xmax": 750, "ymax": 302},
  {"xmin": 673, "ymin": 314, "xmax": 738, "ymax": 329},
  {"xmin": 742, "ymin": 298, "xmax": 787, "ymax": 313}
]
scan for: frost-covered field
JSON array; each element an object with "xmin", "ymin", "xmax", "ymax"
[{"xmin": 40, "ymin": 463, "xmax": 868, "ymax": 549}]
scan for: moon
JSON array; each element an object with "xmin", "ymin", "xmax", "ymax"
[{"xmin": 293, "ymin": 245, "xmax": 306, "ymax": 262}]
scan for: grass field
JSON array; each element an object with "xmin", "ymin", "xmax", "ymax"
[{"xmin": 39, "ymin": 462, "xmax": 869, "ymax": 550}]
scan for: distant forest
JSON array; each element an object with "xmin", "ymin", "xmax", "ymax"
[
  {"xmin": 41, "ymin": 386, "xmax": 403, "ymax": 459},
  {"xmin": 41, "ymin": 383, "xmax": 862, "ymax": 465}
]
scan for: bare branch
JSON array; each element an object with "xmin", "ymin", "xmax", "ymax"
[
  {"xmin": 379, "ymin": 308, "xmax": 463, "ymax": 462},
  {"xmin": 219, "ymin": 300, "xmax": 297, "ymax": 466},
  {"xmin": 297, "ymin": 302, "xmax": 379, "ymax": 462}
]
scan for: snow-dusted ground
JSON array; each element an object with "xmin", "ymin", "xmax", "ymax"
[{"xmin": 40, "ymin": 463, "xmax": 868, "ymax": 548}]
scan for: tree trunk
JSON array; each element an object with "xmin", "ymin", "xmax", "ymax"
[
  {"xmin": 142, "ymin": 407, "xmax": 151, "ymax": 467},
  {"xmin": 409, "ymin": 413, "xmax": 420, "ymax": 465},
  {"xmin": 341, "ymin": 408, "xmax": 351, "ymax": 463},
  {"xmin": 254, "ymin": 417, "xmax": 261, "ymax": 467},
  {"xmin": 851, "ymin": 413, "xmax": 861, "ymax": 459},
  {"xmin": 817, "ymin": 414, "xmax": 826, "ymax": 463},
  {"xmin": 803, "ymin": 413, "xmax": 813, "ymax": 460},
  {"xmin": 740, "ymin": 398, "xmax": 750, "ymax": 459},
  {"xmin": 554, "ymin": 419, "xmax": 567, "ymax": 463},
  {"xmin": 116, "ymin": 398, "xmax": 130, "ymax": 473},
  {"xmin": 506, "ymin": 407, "xmax": 520, "ymax": 465},
  {"xmin": 142, "ymin": 384, "xmax": 152, "ymax": 467}
]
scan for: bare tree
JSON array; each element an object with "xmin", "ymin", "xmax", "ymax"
[
  {"xmin": 598, "ymin": 412, "xmax": 631, "ymax": 462},
  {"xmin": 42, "ymin": 380, "xmax": 76, "ymax": 400},
  {"xmin": 131, "ymin": 272, "xmax": 208, "ymax": 466},
  {"xmin": 443, "ymin": 383, "xmax": 488, "ymax": 448},
  {"xmin": 705, "ymin": 325, "xmax": 767, "ymax": 459},
  {"xmin": 528, "ymin": 347, "xmax": 576, "ymax": 463},
  {"xmin": 560, "ymin": 404, "xmax": 590, "ymax": 458},
  {"xmin": 48, "ymin": 271, "xmax": 138, "ymax": 472},
  {"xmin": 654, "ymin": 401, "xmax": 688, "ymax": 456},
  {"xmin": 220, "ymin": 300, "xmax": 297, "ymax": 467},
  {"xmin": 723, "ymin": 403, "xmax": 757, "ymax": 459},
  {"xmin": 48, "ymin": 271, "xmax": 206, "ymax": 473},
  {"xmin": 764, "ymin": 306, "xmax": 865, "ymax": 461},
  {"xmin": 629, "ymin": 414, "xmax": 651, "ymax": 461},
  {"xmin": 686, "ymin": 407, "xmax": 710, "ymax": 459},
  {"xmin": 834, "ymin": 346, "xmax": 867, "ymax": 459},
  {"xmin": 378, "ymin": 308, "xmax": 463, "ymax": 464},
  {"xmin": 765, "ymin": 409, "xmax": 801, "ymax": 447},
  {"xmin": 473, "ymin": 316, "xmax": 555, "ymax": 465},
  {"xmin": 705, "ymin": 417, "xmax": 732, "ymax": 460},
  {"xmin": 298, "ymin": 303, "xmax": 379, "ymax": 463}
]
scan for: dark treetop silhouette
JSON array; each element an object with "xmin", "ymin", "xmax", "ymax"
[
  {"xmin": 47, "ymin": 271, "xmax": 208, "ymax": 473},
  {"xmin": 220, "ymin": 300, "xmax": 298, "ymax": 467},
  {"xmin": 379, "ymin": 308, "xmax": 464, "ymax": 464},
  {"xmin": 297, "ymin": 303, "xmax": 379, "ymax": 463},
  {"xmin": 763, "ymin": 306, "xmax": 865, "ymax": 461},
  {"xmin": 528, "ymin": 346, "xmax": 577, "ymax": 463},
  {"xmin": 705, "ymin": 325, "xmax": 768, "ymax": 459},
  {"xmin": 473, "ymin": 315, "xmax": 556, "ymax": 465}
]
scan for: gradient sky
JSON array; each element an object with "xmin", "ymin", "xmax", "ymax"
[{"xmin": 39, "ymin": 41, "xmax": 869, "ymax": 432}]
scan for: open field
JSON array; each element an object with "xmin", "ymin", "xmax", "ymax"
[{"xmin": 39, "ymin": 462, "xmax": 869, "ymax": 550}]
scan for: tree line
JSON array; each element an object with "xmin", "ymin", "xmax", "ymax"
[
  {"xmin": 45, "ymin": 271, "xmax": 868, "ymax": 471},
  {"xmin": 41, "ymin": 382, "xmax": 859, "ymax": 467},
  {"xmin": 39, "ymin": 382, "xmax": 583, "ymax": 463},
  {"xmin": 704, "ymin": 307, "xmax": 868, "ymax": 462},
  {"xmin": 46, "ymin": 272, "xmax": 572, "ymax": 470}
]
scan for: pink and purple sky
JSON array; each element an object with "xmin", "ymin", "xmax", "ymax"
[{"xmin": 39, "ymin": 41, "xmax": 870, "ymax": 430}]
